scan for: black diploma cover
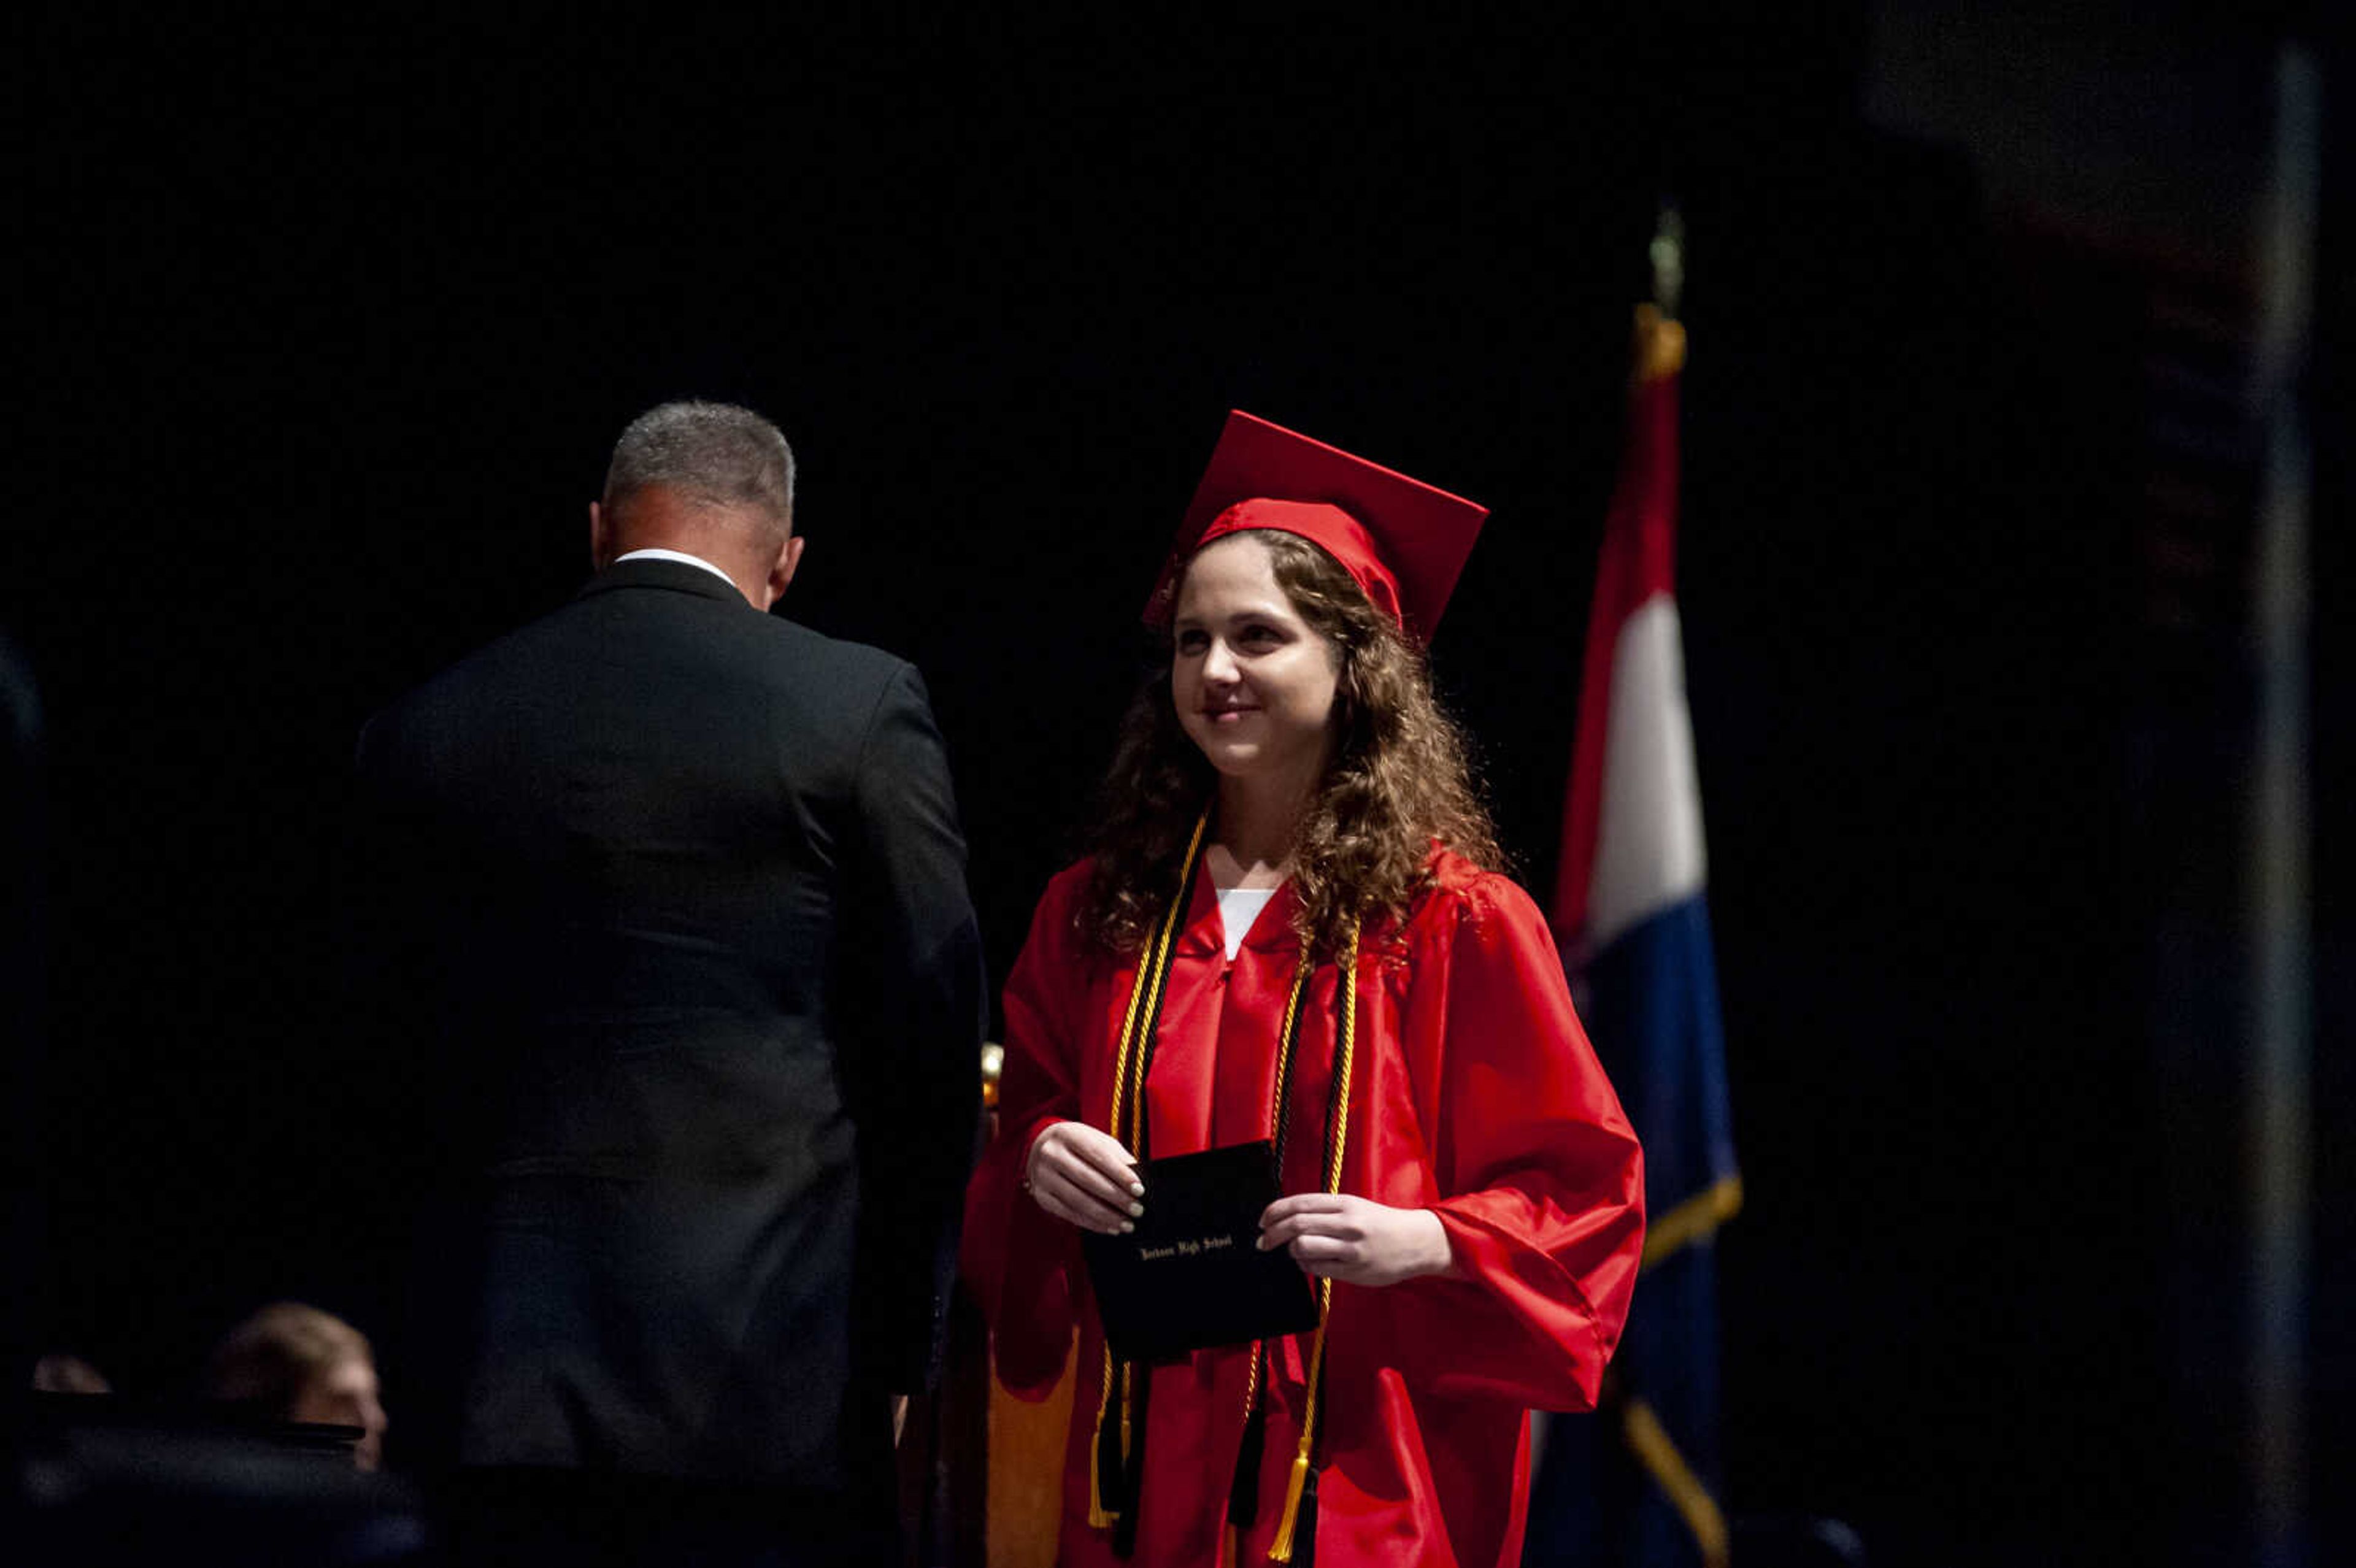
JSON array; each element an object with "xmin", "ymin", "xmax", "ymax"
[{"xmin": 1080, "ymin": 1139, "xmax": 1321, "ymax": 1363}]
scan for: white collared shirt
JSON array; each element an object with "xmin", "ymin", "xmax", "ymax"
[
  {"xmin": 1215, "ymin": 885, "xmax": 1279, "ymax": 960},
  {"xmin": 613, "ymin": 547, "xmax": 739, "ymax": 592}
]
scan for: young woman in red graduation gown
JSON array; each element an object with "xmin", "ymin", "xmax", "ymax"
[{"xmin": 964, "ymin": 415, "xmax": 1644, "ymax": 1568}]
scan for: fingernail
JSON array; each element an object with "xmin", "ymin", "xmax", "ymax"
[
  {"xmin": 1120, "ymin": 1220, "xmax": 1136, "ymax": 1234},
  {"xmin": 1129, "ymin": 1181, "xmax": 1145, "ymax": 1198},
  {"xmin": 1127, "ymin": 1202, "xmax": 1144, "ymax": 1218}
]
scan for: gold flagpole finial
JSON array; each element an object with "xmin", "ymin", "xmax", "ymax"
[{"xmin": 1650, "ymin": 204, "xmax": 1685, "ymax": 322}]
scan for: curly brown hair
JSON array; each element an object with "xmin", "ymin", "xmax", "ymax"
[{"xmin": 1080, "ymin": 530, "xmax": 1501, "ymax": 956}]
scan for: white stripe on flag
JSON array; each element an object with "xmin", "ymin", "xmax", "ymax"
[{"xmin": 1587, "ymin": 594, "xmax": 1707, "ymax": 950}]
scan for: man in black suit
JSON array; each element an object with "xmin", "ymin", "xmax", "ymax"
[{"xmin": 352, "ymin": 401, "xmax": 984, "ymax": 1562}]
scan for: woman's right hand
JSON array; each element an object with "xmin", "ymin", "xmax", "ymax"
[{"xmin": 1025, "ymin": 1120, "xmax": 1146, "ymax": 1235}]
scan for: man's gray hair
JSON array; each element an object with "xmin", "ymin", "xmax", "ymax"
[{"xmin": 602, "ymin": 401, "xmax": 796, "ymax": 526}]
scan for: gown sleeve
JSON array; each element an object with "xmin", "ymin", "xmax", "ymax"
[
  {"xmin": 1392, "ymin": 870, "xmax": 1646, "ymax": 1412},
  {"xmin": 960, "ymin": 867, "xmax": 1095, "ymax": 1397}
]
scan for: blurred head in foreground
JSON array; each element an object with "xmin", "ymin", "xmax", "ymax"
[
  {"xmin": 204, "ymin": 1302, "xmax": 387, "ymax": 1470},
  {"xmin": 31, "ymin": 1351, "xmax": 110, "ymax": 1394}
]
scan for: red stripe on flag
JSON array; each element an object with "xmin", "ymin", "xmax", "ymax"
[{"xmin": 1550, "ymin": 333, "xmax": 1682, "ymax": 948}]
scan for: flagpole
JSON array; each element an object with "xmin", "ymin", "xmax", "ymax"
[
  {"xmin": 2245, "ymin": 41, "xmax": 2315, "ymax": 1568},
  {"xmin": 1525, "ymin": 202, "xmax": 1733, "ymax": 1568}
]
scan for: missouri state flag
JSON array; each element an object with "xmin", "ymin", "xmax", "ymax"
[{"xmin": 1524, "ymin": 303, "xmax": 1739, "ymax": 1568}]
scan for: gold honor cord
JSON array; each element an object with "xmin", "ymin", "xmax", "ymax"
[
  {"xmin": 1244, "ymin": 968, "xmax": 1312, "ymax": 1437},
  {"xmin": 1225, "ymin": 959, "xmax": 1314, "ymax": 1547},
  {"xmin": 1089, "ymin": 812, "xmax": 1209, "ymax": 1531},
  {"xmin": 1268, "ymin": 920, "xmax": 1358, "ymax": 1565},
  {"xmin": 1085, "ymin": 814, "xmax": 1359, "ymax": 1566}
]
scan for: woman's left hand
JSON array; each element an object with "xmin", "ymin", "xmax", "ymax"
[{"xmin": 1257, "ymin": 1194, "xmax": 1456, "ymax": 1287}]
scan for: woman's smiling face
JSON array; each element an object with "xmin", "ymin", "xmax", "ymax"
[{"xmin": 1171, "ymin": 532, "xmax": 1341, "ymax": 790}]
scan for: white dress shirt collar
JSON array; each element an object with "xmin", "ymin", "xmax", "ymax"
[{"xmin": 612, "ymin": 548, "xmax": 740, "ymax": 593}]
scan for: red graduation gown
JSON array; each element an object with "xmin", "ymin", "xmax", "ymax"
[{"xmin": 964, "ymin": 850, "xmax": 1644, "ymax": 1568}]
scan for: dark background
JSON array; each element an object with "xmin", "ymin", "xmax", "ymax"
[{"xmin": 10, "ymin": 6, "xmax": 2347, "ymax": 1566}]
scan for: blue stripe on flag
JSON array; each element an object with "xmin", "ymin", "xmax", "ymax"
[{"xmin": 1528, "ymin": 895, "xmax": 1733, "ymax": 1568}]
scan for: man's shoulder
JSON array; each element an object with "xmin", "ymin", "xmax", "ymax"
[
  {"xmin": 402, "ymin": 599, "xmax": 919, "ymax": 696},
  {"xmin": 743, "ymin": 620, "xmax": 945, "ymax": 748},
  {"xmin": 761, "ymin": 616, "xmax": 918, "ymax": 685},
  {"xmin": 361, "ymin": 598, "xmax": 936, "ymax": 762},
  {"xmin": 360, "ymin": 605, "xmax": 574, "ymax": 735}
]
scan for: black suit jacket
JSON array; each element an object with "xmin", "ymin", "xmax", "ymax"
[{"xmin": 352, "ymin": 559, "xmax": 984, "ymax": 1491}]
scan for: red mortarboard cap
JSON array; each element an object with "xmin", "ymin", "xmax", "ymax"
[{"xmin": 1144, "ymin": 410, "xmax": 1489, "ymax": 644}]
